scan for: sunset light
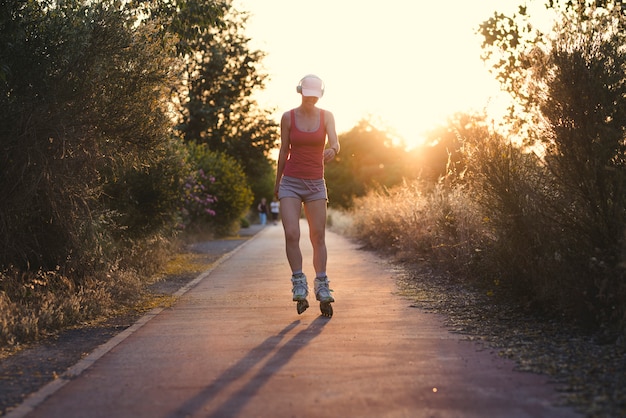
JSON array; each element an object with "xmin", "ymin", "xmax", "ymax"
[{"xmin": 233, "ymin": 0, "xmax": 540, "ymax": 148}]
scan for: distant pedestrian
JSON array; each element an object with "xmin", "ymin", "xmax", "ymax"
[
  {"xmin": 257, "ymin": 197, "xmax": 268, "ymax": 226},
  {"xmin": 270, "ymin": 197, "xmax": 280, "ymax": 225},
  {"xmin": 274, "ymin": 74, "xmax": 340, "ymax": 317}
]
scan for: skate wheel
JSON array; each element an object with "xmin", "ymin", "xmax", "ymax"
[
  {"xmin": 320, "ymin": 302, "xmax": 333, "ymax": 318},
  {"xmin": 297, "ymin": 299, "xmax": 309, "ymax": 315}
]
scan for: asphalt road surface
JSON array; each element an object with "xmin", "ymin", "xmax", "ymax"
[{"xmin": 8, "ymin": 222, "xmax": 580, "ymax": 418}]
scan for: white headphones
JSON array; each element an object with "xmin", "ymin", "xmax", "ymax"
[{"xmin": 296, "ymin": 74, "xmax": 325, "ymax": 97}]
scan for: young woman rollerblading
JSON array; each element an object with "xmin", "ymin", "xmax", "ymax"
[{"xmin": 274, "ymin": 74, "xmax": 340, "ymax": 317}]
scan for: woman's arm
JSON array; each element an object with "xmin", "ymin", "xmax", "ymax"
[
  {"xmin": 323, "ymin": 110, "xmax": 340, "ymax": 162},
  {"xmin": 275, "ymin": 111, "xmax": 291, "ymax": 197}
]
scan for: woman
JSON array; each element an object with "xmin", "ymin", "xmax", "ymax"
[{"xmin": 274, "ymin": 74, "xmax": 340, "ymax": 317}]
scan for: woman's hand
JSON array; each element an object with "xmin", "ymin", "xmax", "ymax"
[
  {"xmin": 274, "ymin": 182, "xmax": 280, "ymax": 198},
  {"xmin": 323, "ymin": 148, "xmax": 337, "ymax": 163}
]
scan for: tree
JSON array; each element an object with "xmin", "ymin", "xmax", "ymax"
[
  {"xmin": 0, "ymin": 0, "xmax": 182, "ymax": 271},
  {"xmin": 478, "ymin": 0, "xmax": 626, "ymax": 325},
  {"xmin": 174, "ymin": 4, "xmax": 278, "ymax": 201},
  {"xmin": 127, "ymin": 0, "xmax": 228, "ymax": 56},
  {"xmin": 325, "ymin": 120, "xmax": 411, "ymax": 208},
  {"xmin": 411, "ymin": 112, "xmax": 489, "ymax": 184}
]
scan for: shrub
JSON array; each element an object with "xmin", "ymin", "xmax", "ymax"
[
  {"xmin": 350, "ymin": 179, "xmax": 486, "ymax": 275},
  {"xmin": 0, "ymin": 1, "xmax": 185, "ymax": 349},
  {"xmin": 102, "ymin": 137, "xmax": 189, "ymax": 239},
  {"xmin": 464, "ymin": 132, "xmax": 576, "ymax": 302},
  {"xmin": 180, "ymin": 168, "xmax": 217, "ymax": 228},
  {"xmin": 0, "ymin": 1, "xmax": 178, "ymax": 273},
  {"xmin": 185, "ymin": 142, "xmax": 253, "ymax": 236},
  {"xmin": 0, "ymin": 266, "xmax": 131, "ymax": 347},
  {"xmin": 476, "ymin": 0, "xmax": 626, "ymax": 330},
  {"xmin": 465, "ymin": 127, "xmax": 626, "ymax": 327}
]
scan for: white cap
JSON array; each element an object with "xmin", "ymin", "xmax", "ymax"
[{"xmin": 298, "ymin": 75, "xmax": 324, "ymax": 98}]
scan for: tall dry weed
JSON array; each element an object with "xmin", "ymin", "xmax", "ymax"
[
  {"xmin": 350, "ymin": 180, "xmax": 487, "ymax": 276},
  {"xmin": 0, "ymin": 264, "xmax": 148, "ymax": 350}
]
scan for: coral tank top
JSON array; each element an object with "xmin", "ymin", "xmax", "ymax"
[{"xmin": 283, "ymin": 109, "xmax": 327, "ymax": 179}]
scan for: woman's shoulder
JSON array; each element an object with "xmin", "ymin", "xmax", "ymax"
[
  {"xmin": 321, "ymin": 108, "xmax": 335, "ymax": 125},
  {"xmin": 281, "ymin": 109, "xmax": 295, "ymax": 125}
]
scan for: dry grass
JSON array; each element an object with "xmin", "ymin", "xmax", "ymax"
[
  {"xmin": 326, "ymin": 207, "xmax": 354, "ymax": 236},
  {"xmin": 0, "ymin": 234, "xmax": 176, "ymax": 352},
  {"xmin": 0, "ymin": 268, "xmax": 137, "ymax": 350},
  {"xmin": 161, "ymin": 252, "xmax": 215, "ymax": 276},
  {"xmin": 348, "ymin": 180, "xmax": 487, "ymax": 277}
]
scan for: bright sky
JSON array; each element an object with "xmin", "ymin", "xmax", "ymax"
[{"xmin": 233, "ymin": 0, "xmax": 548, "ymax": 148}]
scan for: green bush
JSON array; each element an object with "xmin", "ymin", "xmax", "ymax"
[
  {"xmin": 102, "ymin": 137, "xmax": 188, "ymax": 239},
  {"xmin": 185, "ymin": 142, "xmax": 253, "ymax": 236},
  {"xmin": 0, "ymin": 1, "xmax": 178, "ymax": 273},
  {"xmin": 0, "ymin": 1, "xmax": 185, "ymax": 349}
]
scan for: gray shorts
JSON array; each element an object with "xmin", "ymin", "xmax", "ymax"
[{"xmin": 278, "ymin": 176, "xmax": 328, "ymax": 203}]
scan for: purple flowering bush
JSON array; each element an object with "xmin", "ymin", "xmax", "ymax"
[
  {"xmin": 183, "ymin": 142, "xmax": 253, "ymax": 236},
  {"xmin": 180, "ymin": 168, "xmax": 217, "ymax": 229}
]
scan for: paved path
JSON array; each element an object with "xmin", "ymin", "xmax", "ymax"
[{"xmin": 10, "ymin": 222, "xmax": 580, "ymax": 418}]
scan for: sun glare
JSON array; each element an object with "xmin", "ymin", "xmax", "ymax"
[{"xmin": 234, "ymin": 0, "xmax": 528, "ymax": 149}]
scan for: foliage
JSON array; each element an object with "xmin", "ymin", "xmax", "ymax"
[
  {"xmin": 349, "ymin": 179, "xmax": 486, "ymax": 276},
  {"xmin": 0, "ymin": 0, "xmax": 203, "ymax": 348},
  {"xmin": 408, "ymin": 112, "xmax": 490, "ymax": 184},
  {"xmin": 185, "ymin": 142, "xmax": 253, "ymax": 236},
  {"xmin": 0, "ymin": 0, "xmax": 180, "ymax": 272},
  {"xmin": 101, "ymin": 137, "xmax": 189, "ymax": 240},
  {"xmin": 325, "ymin": 120, "xmax": 415, "ymax": 208},
  {"xmin": 478, "ymin": 4, "xmax": 543, "ymax": 134},
  {"xmin": 348, "ymin": 0, "xmax": 626, "ymax": 330},
  {"xmin": 127, "ymin": 0, "xmax": 228, "ymax": 56},
  {"xmin": 472, "ymin": 0, "xmax": 626, "ymax": 327},
  {"xmin": 463, "ymin": 130, "xmax": 574, "ymax": 306},
  {"xmin": 0, "ymin": 0, "xmax": 279, "ymax": 349},
  {"xmin": 180, "ymin": 168, "xmax": 217, "ymax": 229},
  {"xmin": 173, "ymin": 5, "xmax": 278, "ymax": 202}
]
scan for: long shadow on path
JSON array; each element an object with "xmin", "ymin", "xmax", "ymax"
[{"xmin": 168, "ymin": 316, "xmax": 330, "ymax": 418}]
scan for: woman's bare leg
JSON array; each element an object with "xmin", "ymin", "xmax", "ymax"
[
  {"xmin": 280, "ymin": 197, "xmax": 303, "ymax": 273},
  {"xmin": 304, "ymin": 199, "xmax": 333, "ymax": 317},
  {"xmin": 303, "ymin": 199, "xmax": 327, "ymax": 276}
]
